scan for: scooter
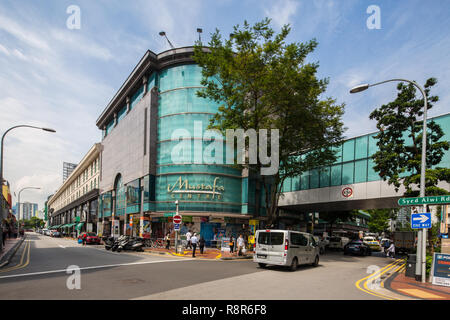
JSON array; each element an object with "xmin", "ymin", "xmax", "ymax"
[
  {"xmin": 117, "ymin": 236, "xmax": 144, "ymax": 252},
  {"xmin": 103, "ymin": 236, "xmax": 116, "ymax": 250}
]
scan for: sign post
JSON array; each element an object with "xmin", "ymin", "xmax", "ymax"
[
  {"xmin": 399, "ymin": 196, "xmax": 450, "ymax": 283},
  {"xmin": 173, "ymin": 201, "xmax": 181, "ymax": 254}
]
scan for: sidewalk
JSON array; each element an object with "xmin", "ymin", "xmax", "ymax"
[
  {"xmin": 143, "ymin": 247, "xmax": 253, "ymax": 260},
  {"xmin": 386, "ymin": 270, "xmax": 450, "ymax": 300},
  {"xmin": 0, "ymin": 236, "xmax": 25, "ymax": 268}
]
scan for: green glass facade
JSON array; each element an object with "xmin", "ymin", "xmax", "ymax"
[
  {"xmin": 156, "ymin": 64, "xmax": 246, "ymax": 214},
  {"xmin": 282, "ymin": 113, "xmax": 450, "ymax": 192}
]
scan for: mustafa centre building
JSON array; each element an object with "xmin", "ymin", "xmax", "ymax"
[{"xmin": 48, "ymin": 46, "xmax": 450, "ymax": 245}]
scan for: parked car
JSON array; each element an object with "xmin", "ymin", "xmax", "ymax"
[
  {"xmin": 363, "ymin": 236, "xmax": 381, "ymax": 251},
  {"xmin": 51, "ymin": 230, "xmax": 61, "ymax": 237},
  {"xmin": 344, "ymin": 240, "xmax": 371, "ymax": 256},
  {"xmin": 253, "ymin": 229, "xmax": 320, "ymax": 271},
  {"xmin": 78, "ymin": 232, "xmax": 101, "ymax": 244},
  {"xmin": 328, "ymin": 236, "xmax": 350, "ymax": 250}
]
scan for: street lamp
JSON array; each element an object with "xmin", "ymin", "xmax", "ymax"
[
  {"xmin": 159, "ymin": 31, "xmax": 175, "ymax": 49},
  {"xmin": 17, "ymin": 186, "xmax": 41, "ymax": 236},
  {"xmin": 350, "ymin": 78, "xmax": 428, "ymax": 283},
  {"xmin": 0, "ymin": 125, "xmax": 56, "ymax": 185}
]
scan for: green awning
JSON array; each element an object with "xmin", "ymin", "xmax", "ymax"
[
  {"xmin": 75, "ymin": 222, "xmax": 84, "ymax": 231},
  {"xmin": 64, "ymin": 223, "xmax": 75, "ymax": 228}
]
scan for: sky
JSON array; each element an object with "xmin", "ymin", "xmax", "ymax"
[{"xmin": 0, "ymin": 0, "xmax": 449, "ymax": 210}]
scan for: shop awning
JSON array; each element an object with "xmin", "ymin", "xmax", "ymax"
[
  {"xmin": 75, "ymin": 222, "xmax": 84, "ymax": 231},
  {"xmin": 64, "ymin": 223, "xmax": 75, "ymax": 228}
]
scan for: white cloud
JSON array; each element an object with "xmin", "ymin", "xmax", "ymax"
[
  {"xmin": 263, "ymin": 0, "xmax": 300, "ymax": 28},
  {"xmin": 0, "ymin": 43, "xmax": 10, "ymax": 56}
]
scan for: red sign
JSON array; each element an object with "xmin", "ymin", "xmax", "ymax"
[
  {"xmin": 173, "ymin": 215, "xmax": 182, "ymax": 224},
  {"xmin": 342, "ymin": 187, "xmax": 353, "ymax": 198}
]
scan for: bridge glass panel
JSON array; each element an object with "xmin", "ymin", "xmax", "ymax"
[
  {"xmin": 355, "ymin": 136, "xmax": 368, "ymax": 160},
  {"xmin": 354, "ymin": 159, "xmax": 368, "ymax": 183},
  {"xmin": 342, "ymin": 162, "xmax": 354, "ymax": 185},
  {"xmin": 320, "ymin": 166, "xmax": 330, "ymax": 187},
  {"xmin": 368, "ymin": 133, "xmax": 378, "ymax": 157},
  {"xmin": 300, "ymin": 171, "xmax": 310, "ymax": 190},
  {"xmin": 367, "ymin": 159, "xmax": 379, "ymax": 181},
  {"xmin": 330, "ymin": 164, "xmax": 342, "ymax": 186},
  {"xmin": 342, "ymin": 140, "xmax": 355, "ymax": 162},
  {"xmin": 310, "ymin": 169, "xmax": 319, "ymax": 189}
]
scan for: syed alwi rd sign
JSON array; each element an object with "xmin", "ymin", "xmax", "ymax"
[{"xmin": 398, "ymin": 195, "xmax": 450, "ymax": 206}]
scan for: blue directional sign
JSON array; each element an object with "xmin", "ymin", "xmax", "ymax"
[
  {"xmin": 411, "ymin": 212, "xmax": 432, "ymax": 229},
  {"xmin": 174, "ymin": 223, "xmax": 181, "ymax": 231}
]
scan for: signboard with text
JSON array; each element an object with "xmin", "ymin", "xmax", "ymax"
[
  {"xmin": 398, "ymin": 195, "xmax": 450, "ymax": 206},
  {"xmin": 411, "ymin": 212, "xmax": 432, "ymax": 229},
  {"xmin": 431, "ymin": 253, "xmax": 450, "ymax": 287}
]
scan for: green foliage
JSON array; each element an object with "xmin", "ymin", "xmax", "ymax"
[
  {"xmin": 366, "ymin": 209, "xmax": 397, "ymax": 234},
  {"xmin": 20, "ymin": 216, "xmax": 45, "ymax": 229},
  {"xmin": 193, "ymin": 18, "xmax": 345, "ymax": 224},
  {"xmin": 369, "ymin": 78, "xmax": 450, "ymax": 197}
]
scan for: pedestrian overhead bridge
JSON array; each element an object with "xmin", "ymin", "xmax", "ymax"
[{"xmin": 279, "ymin": 113, "xmax": 450, "ymax": 212}]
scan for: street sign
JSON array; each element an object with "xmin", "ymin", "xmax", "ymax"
[
  {"xmin": 163, "ymin": 212, "xmax": 175, "ymax": 217},
  {"xmin": 173, "ymin": 215, "xmax": 182, "ymax": 224},
  {"xmin": 398, "ymin": 195, "xmax": 450, "ymax": 206},
  {"xmin": 411, "ymin": 212, "xmax": 432, "ymax": 229},
  {"xmin": 174, "ymin": 223, "xmax": 180, "ymax": 231}
]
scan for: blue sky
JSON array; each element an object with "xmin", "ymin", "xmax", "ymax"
[{"xmin": 0, "ymin": 0, "xmax": 449, "ymax": 209}]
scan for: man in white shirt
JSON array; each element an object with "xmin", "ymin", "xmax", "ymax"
[
  {"xmin": 237, "ymin": 234, "xmax": 245, "ymax": 256},
  {"xmin": 191, "ymin": 233, "xmax": 198, "ymax": 257},
  {"xmin": 186, "ymin": 230, "xmax": 192, "ymax": 249}
]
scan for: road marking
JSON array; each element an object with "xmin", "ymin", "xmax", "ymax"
[
  {"xmin": 58, "ymin": 245, "xmax": 66, "ymax": 249},
  {"xmin": 0, "ymin": 240, "xmax": 31, "ymax": 274},
  {"xmin": 355, "ymin": 258, "xmax": 404, "ymax": 300},
  {"xmin": 0, "ymin": 257, "xmax": 195, "ymax": 280}
]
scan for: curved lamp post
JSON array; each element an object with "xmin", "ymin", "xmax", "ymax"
[
  {"xmin": 350, "ymin": 79, "xmax": 428, "ymax": 283},
  {"xmin": 0, "ymin": 125, "xmax": 56, "ymax": 185},
  {"xmin": 17, "ymin": 186, "xmax": 41, "ymax": 236}
]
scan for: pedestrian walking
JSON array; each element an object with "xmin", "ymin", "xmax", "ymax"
[
  {"xmin": 383, "ymin": 240, "xmax": 390, "ymax": 257},
  {"xmin": 199, "ymin": 236, "xmax": 205, "ymax": 254},
  {"xmin": 82, "ymin": 233, "xmax": 87, "ymax": 246},
  {"xmin": 165, "ymin": 232, "xmax": 171, "ymax": 250},
  {"xmin": 229, "ymin": 236, "xmax": 234, "ymax": 254},
  {"xmin": 186, "ymin": 230, "xmax": 192, "ymax": 249},
  {"xmin": 387, "ymin": 241, "xmax": 395, "ymax": 259},
  {"xmin": 237, "ymin": 234, "xmax": 245, "ymax": 256},
  {"xmin": 191, "ymin": 233, "xmax": 198, "ymax": 257}
]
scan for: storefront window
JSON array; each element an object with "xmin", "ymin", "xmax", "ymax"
[
  {"xmin": 115, "ymin": 175, "xmax": 126, "ymax": 216},
  {"xmin": 126, "ymin": 179, "xmax": 140, "ymax": 214}
]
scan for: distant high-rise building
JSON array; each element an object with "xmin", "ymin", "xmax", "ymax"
[
  {"xmin": 63, "ymin": 162, "xmax": 77, "ymax": 182},
  {"xmin": 18, "ymin": 202, "xmax": 38, "ymax": 220}
]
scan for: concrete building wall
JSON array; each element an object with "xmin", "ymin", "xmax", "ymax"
[{"xmin": 99, "ymin": 88, "xmax": 154, "ymax": 192}]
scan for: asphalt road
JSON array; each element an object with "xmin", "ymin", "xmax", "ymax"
[{"xmin": 0, "ymin": 233, "xmax": 397, "ymax": 300}]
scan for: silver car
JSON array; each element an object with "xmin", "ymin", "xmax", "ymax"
[{"xmin": 253, "ymin": 230, "xmax": 320, "ymax": 271}]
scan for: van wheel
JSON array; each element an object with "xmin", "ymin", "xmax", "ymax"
[
  {"xmin": 258, "ymin": 263, "xmax": 267, "ymax": 268},
  {"xmin": 312, "ymin": 255, "xmax": 319, "ymax": 267},
  {"xmin": 290, "ymin": 258, "xmax": 298, "ymax": 271}
]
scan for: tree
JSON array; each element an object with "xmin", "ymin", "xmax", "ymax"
[
  {"xmin": 369, "ymin": 78, "xmax": 450, "ymax": 197},
  {"xmin": 366, "ymin": 209, "xmax": 397, "ymax": 234},
  {"xmin": 193, "ymin": 18, "xmax": 345, "ymax": 225}
]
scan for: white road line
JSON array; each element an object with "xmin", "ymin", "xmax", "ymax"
[
  {"xmin": 0, "ymin": 258, "xmax": 196, "ymax": 280},
  {"xmin": 58, "ymin": 245, "xmax": 66, "ymax": 249}
]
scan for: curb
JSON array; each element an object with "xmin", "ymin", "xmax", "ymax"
[
  {"xmin": 220, "ymin": 255, "xmax": 253, "ymax": 260},
  {"xmin": 0, "ymin": 236, "xmax": 26, "ymax": 268}
]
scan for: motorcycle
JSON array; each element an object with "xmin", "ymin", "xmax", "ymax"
[
  {"xmin": 103, "ymin": 236, "xmax": 116, "ymax": 251},
  {"xmin": 117, "ymin": 236, "xmax": 144, "ymax": 252}
]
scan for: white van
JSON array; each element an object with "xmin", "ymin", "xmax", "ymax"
[{"xmin": 253, "ymin": 230, "xmax": 320, "ymax": 271}]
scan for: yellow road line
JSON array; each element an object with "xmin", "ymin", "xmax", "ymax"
[
  {"xmin": 355, "ymin": 258, "xmax": 404, "ymax": 300},
  {"xmin": 0, "ymin": 241, "xmax": 30, "ymax": 274}
]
